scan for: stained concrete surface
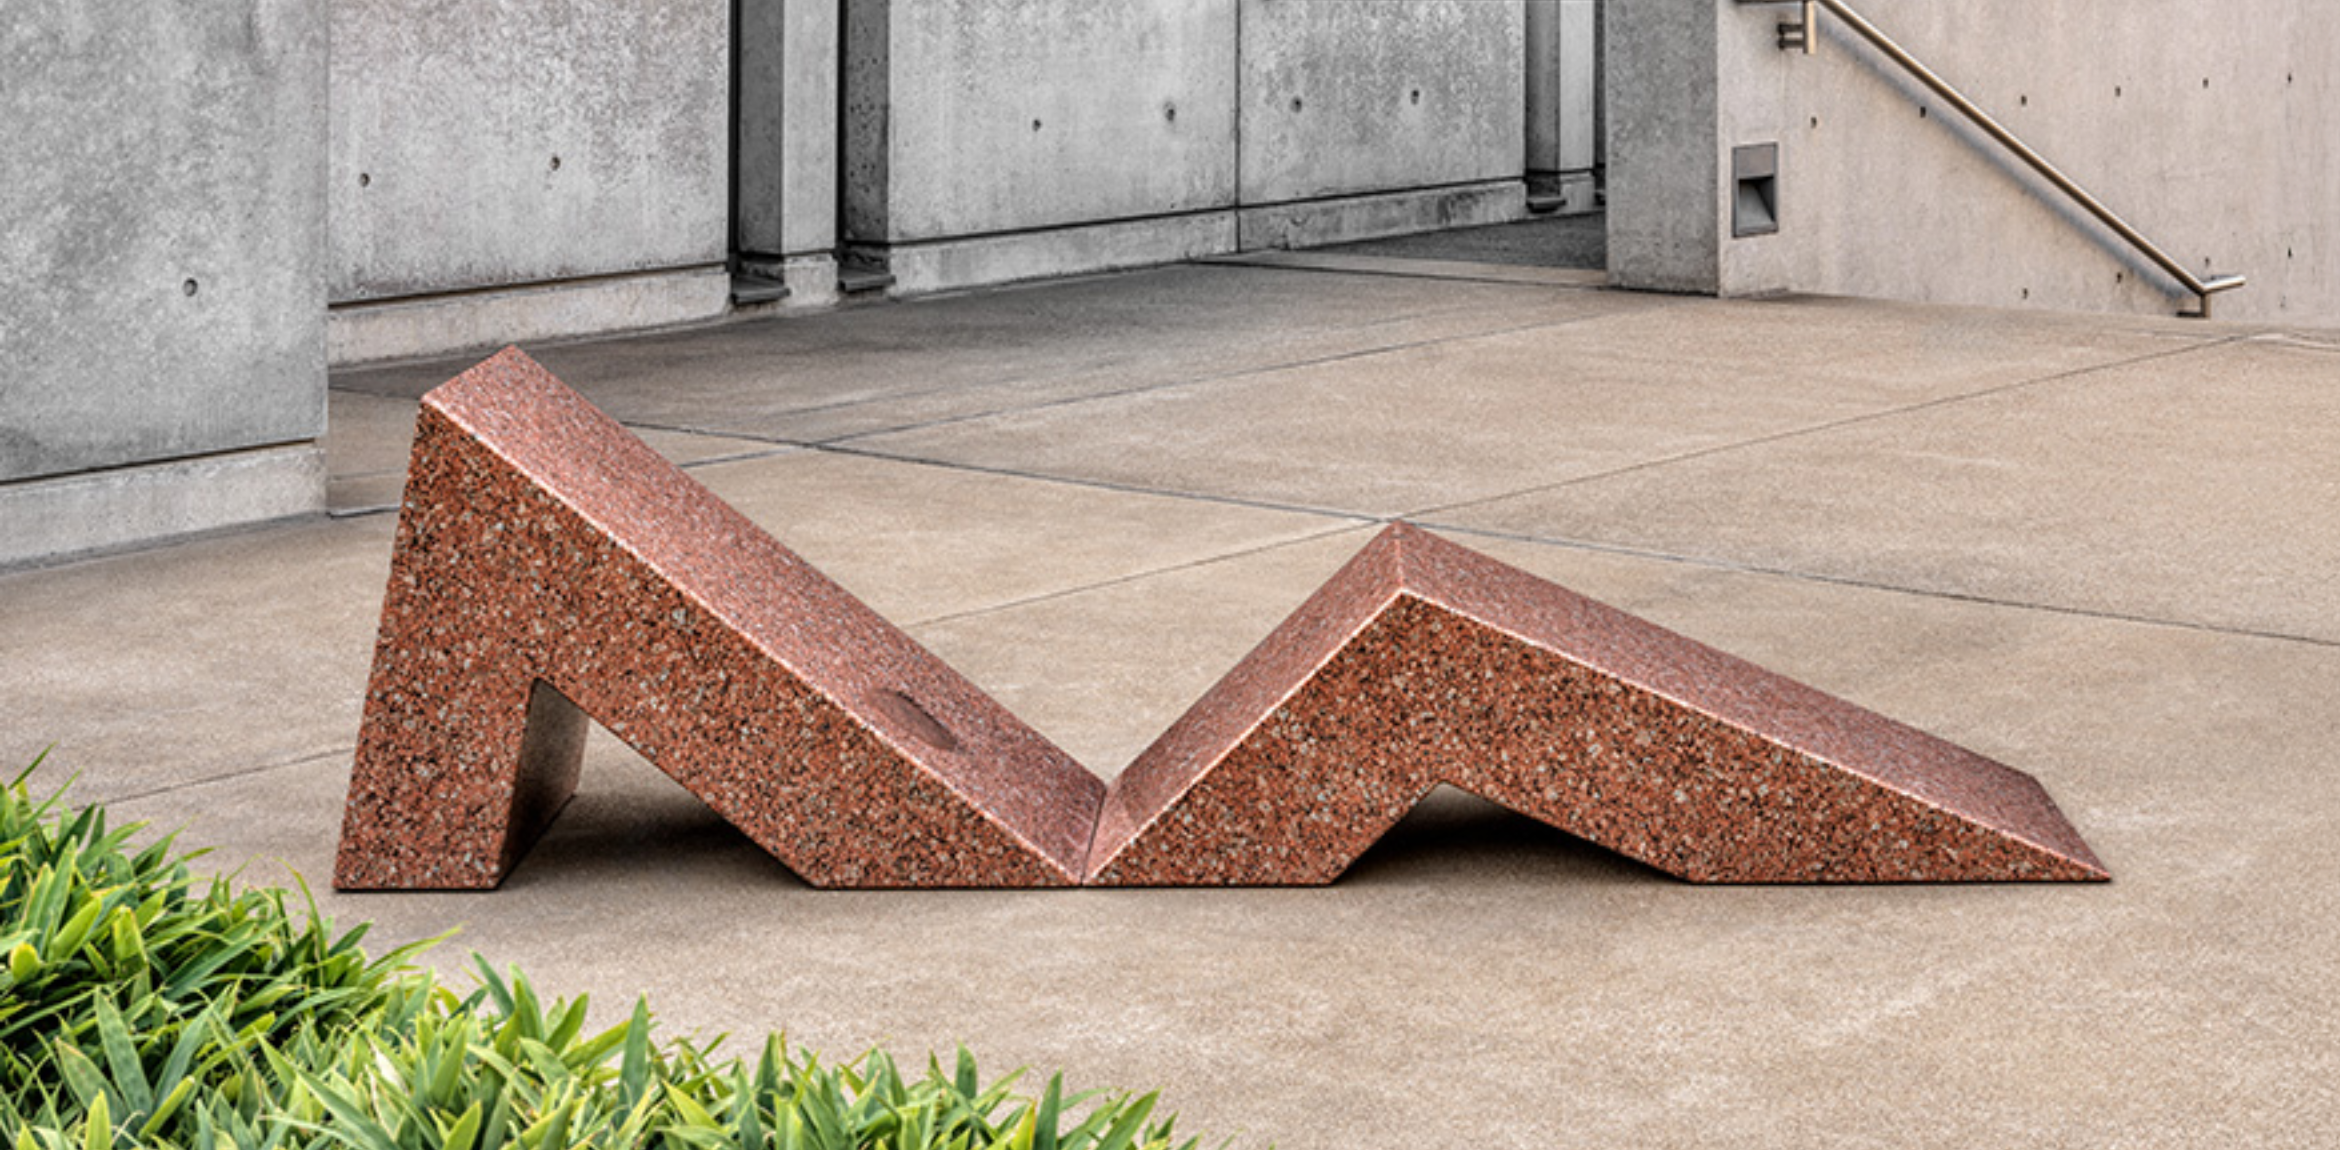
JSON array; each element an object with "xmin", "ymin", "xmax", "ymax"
[
  {"xmin": 328, "ymin": 0, "xmax": 727, "ymax": 301},
  {"xmin": 2, "ymin": 0, "xmax": 325, "ymax": 482},
  {"xmin": 1317, "ymin": 211, "xmax": 1608, "ymax": 271},
  {"xmin": 6, "ymin": 256, "xmax": 2338, "ymax": 1147},
  {"xmin": 1237, "ymin": 1, "xmax": 1522, "ymax": 204}
]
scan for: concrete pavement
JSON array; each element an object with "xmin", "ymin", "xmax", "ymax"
[{"xmin": 5, "ymin": 256, "xmax": 2336, "ymax": 1147}]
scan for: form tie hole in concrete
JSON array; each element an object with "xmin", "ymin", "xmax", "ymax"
[
  {"xmin": 873, "ymin": 689, "xmax": 959, "ymax": 753},
  {"xmin": 181, "ymin": 279, "xmax": 198, "ymax": 297},
  {"xmin": 1410, "ymin": 89, "xmax": 1422, "ymax": 105},
  {"xmin": 1291, "ymin": 96, "xmax": 1304, "ymax": 113}
]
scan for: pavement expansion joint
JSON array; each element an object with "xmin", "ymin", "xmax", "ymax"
[{"xmin": 333, "ymin": 348, "xmax": 2109, "ymax": 891}]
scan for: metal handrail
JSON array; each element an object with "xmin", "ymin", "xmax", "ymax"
[{"xmin": 1756, "ymin": 0, "xmax": 2245, "ymax": 317}]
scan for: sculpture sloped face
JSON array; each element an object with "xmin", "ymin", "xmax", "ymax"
[
  {"xmin": 1085, "ymin": 526, "xmax": 2108, "ymax": 885},
  {"xmin": 333, "ymin": 348, "xmax": 1105, "ymax": 889},
  {"xmin": 335, "ymin": 349, "xmax": 2106, "ymax": 892}
]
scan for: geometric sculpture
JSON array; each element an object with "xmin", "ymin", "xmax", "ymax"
[
  {"xmin": 334, "ymin": 348, "xmax": 1104, "ymax": 889},
  {"xmin": 1087, "ymin": 523, "xmax": 2107, "ymax": 884},
  {"xmin": 336, "ymin": 349, "xmax": 2106, "ymax": 890}
]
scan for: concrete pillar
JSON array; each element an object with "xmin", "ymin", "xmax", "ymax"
[
  {"xmin": 1604, "ymin": 0, "xmax": 1721, "ymax": 293},
  {"xmin": 735, "ymin": 0, "xmax": 840, "ymax": 306},
  {"xmin": 0, "ymin": 0, "xmax": 328, "ymax": 568},
  {"xmin": 1526, "ymin": 0, "xmax": 1601, "ymax": 214}
]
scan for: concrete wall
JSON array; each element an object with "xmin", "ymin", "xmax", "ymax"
[
  {"xmin": 1616, "ymin": 0, "xmax": 2336, "ymax": 325},
  {"xmin": 1, "ymin": 0, "xmax": 326, "ymax": 566},
  {"xmin": 844, "ymin": 0, "xmax": 1527, "ymax": 293},
  {"xmin": 1235, "ymin": 0, "xmax": 1525, "ymax": 251},
  {"xmin": 847, "ymin": 0, "xmax": 1238, "ymax": 242},
  {"xmin": 1238, "ymin": 2, "xmax": 1522, "ymax": 203},
  {"xmin": 327, "ymin": 0, "xmax": 732, "ymax": 361}
]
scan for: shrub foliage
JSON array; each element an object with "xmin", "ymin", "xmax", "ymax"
[{"xmin": 0, "ymin": 756, "xmax": 1210, "ymax": 1150}]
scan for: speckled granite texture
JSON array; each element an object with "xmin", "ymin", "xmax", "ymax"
[
  {"xmin": 338, "ymin": 349, "xmax": 2106, "ymax": 890},
  {"xmin": 1088, "ymin": 524, "xmax": 2107, "ymax": 884},
  {"xmin": 334, "ymin": 348, "xmax": 1104, "ymax": 889}
]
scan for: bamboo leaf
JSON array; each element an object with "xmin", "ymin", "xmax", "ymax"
[
  {"xmin": 80, "ymin": 1091, "xmax": 112, "ymax": 1150},
  {"xmin": 441, "ymin": 1100, "xmax": 484, "ymax": 1150},
  {"xmin": 92, "ymin": 993, "xmax": 153, "ymax": 1117}
]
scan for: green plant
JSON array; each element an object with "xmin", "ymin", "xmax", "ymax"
[{"xmin": 0, "ymin": 753, "xmax": 1221, "ymax": 1150}]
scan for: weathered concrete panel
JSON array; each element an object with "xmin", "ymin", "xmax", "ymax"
[
  {"xmin": 1238, "ymin": 1, "xmax": 1524, "ymax": 205},
  {"xmin": 0, "ymin": 0, "xmax": 325, "ymax": 484},
  {"xmin": 1710, "ymin": 0, "xmax": 2336, "ymax": 323},
  {"xmin": 330, "ymin": 0, "xmax": 728, "ymax": 301},
  {"xmin": 847, "ymin": 0, "xmax": 1238, "ymax": 244}
]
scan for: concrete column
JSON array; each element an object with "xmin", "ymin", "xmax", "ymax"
[
  {"xmin": 1604, "ymin": 0, "xmax": 1720, "ymax": 293},
  {"xmin": 735, "ymin": 0, "xmax": 789, "ymax": 263},
  {"xmin": 1526, "ymin": 0, "xmax": 1601, "ymax": 214},
  {"xmin": 734, "ymin": 0, "xmax": 840, "ymax": 306},
  {"xmin": 0, "ymin": 0, "xmax": 328, "ymax": 567}
]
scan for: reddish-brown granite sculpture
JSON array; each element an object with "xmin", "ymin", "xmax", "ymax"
[
  {"xmin": 334, "ymin": 348, "xmax": 1104, "ymax": 889},
  {"xmin": 338, "ymin": 348, "xmax": 2106, "ymax": 891},
  {"xmin": 1088, "ymin": 524, "xmax": 2107, "ymax": 884}
]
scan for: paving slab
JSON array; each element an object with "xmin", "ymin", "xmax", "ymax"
[
  {"xmin": 325, "ymin": 389, "xmax": 793, "ymax": 514},
  {"xmin": 331, "ymin": 263, "xmax": 1664, "ymax": 444},
  {"xmin": 850, "ymin": 296, "xmax": 2217, "ymax": 518},
  {"xmin": 1429, "ymin": 334, "xmax": 2340, "ymax": 641},
  {"xmin": 689, "ymin": 450, "xmax": 1363, "ymax": 627},
  {"xmin": 0, "ymin": 516, "xmax": 391, "ymax": 803},
  {"xmin": 907, "ymin": 527, "xmax": 1380, "ymax": 775}
]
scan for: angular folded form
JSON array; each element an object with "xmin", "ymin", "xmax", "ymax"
[
  {"xmin": 334, "ymin": 348, "xmax": 1105, "ymax": 889},
  {"xmin": 337, "ymin": 349, "xmax": 2106, "ymax": 891},
  {"xmin": 1089, "ymin": 524, "xmax": 2107, "ymax": 884}
]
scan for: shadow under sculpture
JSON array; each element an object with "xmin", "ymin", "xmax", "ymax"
[{"xmin": 334, "ymin": 348, "xmax": 2108, "ymax": 891}]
